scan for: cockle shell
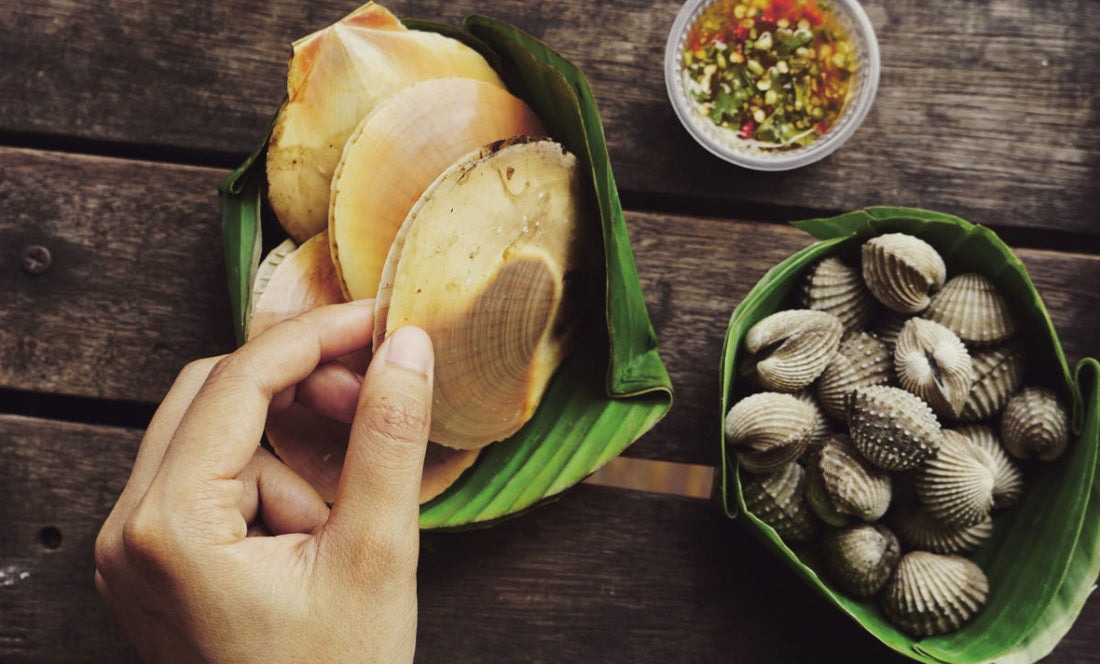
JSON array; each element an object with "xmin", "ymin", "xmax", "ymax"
[
  {"xmin": 924, "ymin": 273, "xmax": 1015, "ymax": 346},
  {"xmin": 848, "ymin": 385, "xmax": 943, "ymax": 471},
  {"xmin": 955, "ymin": 424, "xmax": 1024, "ymax": 509},
  {"xmin": 861, "ymin": 233, "xmax": 947, "ymax": 314},
  {"xmin": 725, "ymin": 392, "xmax": 816, "ymax": 474},
  {"xmin": 872, "ymin": 308, "xmax": 910, "ymax": 352},
  {"xmin": 793, "ymin": 391, "xmax": 833, "ymax": 446},
  {"xmin": 881, "ymin": 552, "xmax": 989, "ymax": 637},
  {"xmin": 806, "ymin": 434, "xmax": 892, "ymax": 524},
  {"xmin": 743, "ymin": 309, "xmax": 843, "ymax": 392},
  {"xmin": 1000, "ymin": 386, "xmax": 1071, "ymax": 461},
  {"xmin": 915, "ymin": 429, "xmax": 995, "ymax": 527},
  {"xmin": 893, "ymin": 505, "xmax": 993, "ymax": 555},
  {"xmin": 959, "ymin": 344, "xmax": 1025, "ymax": 422},
  {"xmin": 894, "ymin": 318, "xmax": 974, "ymax": 419},
  {"xmin": 266, "ymin": 2, "xmax": 504, "ymax": 242},
  {"xmin": 801, "ymin": 256, "xmax": 877, "ymax": 333},
  {"xmin": 741, "ymin": 462, "xmax": 818, "ymax": 542},
  {"xmin": 815, "ymin": 332, "xmax": 893, "ymax": 420},
  {"xmin": 821, "ymin": 523, "xmax": 901, "ymax": 597}
]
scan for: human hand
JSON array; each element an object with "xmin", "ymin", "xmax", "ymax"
[{"xmin": 94, "ymin": 302, "xmax": 434, "ymax": 663}]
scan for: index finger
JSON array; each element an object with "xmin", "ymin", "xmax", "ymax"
[{"xmin": 155, "ymin": 302, "xmax": 375, "ymax": 488}]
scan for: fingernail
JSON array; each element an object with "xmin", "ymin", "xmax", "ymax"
[{"xmin": 384, "ymin": 326, "xmax": 433, "ymax": 376}]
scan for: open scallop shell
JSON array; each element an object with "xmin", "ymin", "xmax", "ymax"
[
  {"xmin": 266, "ymin": 2, "xmax": 504, "ymax": 242},
  {"xmin": 892, "ymin": 504, "xmax": 993, "ymax": 555},
  {"xmin": 894, "ymin": 318, "xmax": 974, "ymax": 419},
  {"xmin": 881, "ymin": 552, "xmax": 989, "ymax": 637},
  {"xmin": 329, "ymin": 78, "xmax": 546, "ymax": 301},
  {"xmin": 1000, "ymin": 386, "xmax": 1071, "ymax": 461},
  {"xmin": 375, "ymin": 137, "xmax": 595, "ymax": 450},
  {"xmin": 806, "ymin": 434, "xmax": 892, "ymax": 523},
  {"xmin": 861, "ymin": 233, "xmax": 946, "ymax": 314},
  {"xmin": 742, "ymin": 309, "xmax": 843, "ymax": 392},
  {"xmin": 923, "ymin": 273, "xmax": 1015, "ymax": 346},
  {"xmin": 801, "ymin": 256, "xmax": 877, "ymax": 332},
  {"xmin": 915, "ymin": 429, "xmax": 995, "ymax": 527},
  {"xmin": 741, "ymin": 462, "xmax": 818, "ymax": 542},
  {"xmin": 815, "ymin": 331, "xmax": 893, "ymax": 421},
  {"xmin": 725, "ymin": 392, "xmax": 816, "ymax": 474},
  {"xmin": 959, "ymin": 344, "xmax": 1025, "ymax": 422},
  {"xmin": 847, "ymin": 385, "xmax": 943, "ymax": 471},
  {"xmin": 821, "ymin": 523, "xmax": 901, "ymax": 597},
  {"xmin": 955, "ymin": 424, "xmax": 1024, "ymax": 509}
]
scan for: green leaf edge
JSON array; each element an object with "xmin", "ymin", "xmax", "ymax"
[{"xmin": 717, "ymin": 207, "xmax": 1100, "ymax": 663}]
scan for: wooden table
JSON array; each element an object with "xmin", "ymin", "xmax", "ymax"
[{"xmin": 2, "ymin": 0, "xmax": 1098, "ymax": 661}]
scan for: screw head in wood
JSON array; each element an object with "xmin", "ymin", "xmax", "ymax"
[{"xmin": 21, "ymin": 245, "xmax": 51, "ymax": 275}]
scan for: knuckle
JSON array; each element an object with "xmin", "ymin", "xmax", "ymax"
[
  {"xmin": 361, "ymin": 394, "xmax": 430, "ymax": 447},
  {"xmin": 178, "ymin": 356, "xmax": 221, "ymax": 384},
  {"xmin": 120, "ymin": 502, "xmax": 172, "ymax": 568}
]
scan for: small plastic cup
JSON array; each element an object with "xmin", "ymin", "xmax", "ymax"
[{"xmin": 664, "ymin": 0, "xmax": 880, "ymax": 171}]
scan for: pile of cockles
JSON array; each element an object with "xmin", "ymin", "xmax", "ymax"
[{"xmin": 725, "ymin": 232, "xmax": 1071, "ymax": 637}]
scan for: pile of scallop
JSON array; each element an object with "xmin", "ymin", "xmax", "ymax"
[
  {"xmin": 250, "ymin": 3, "xmax": 594, "ymax": 504},
  {"xmin": 725, "ymin": 232, "xmax": 1071, "ymax": 637}
]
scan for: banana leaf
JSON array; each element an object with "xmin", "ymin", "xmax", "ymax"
[
  {"xmin": 718, "ymin": 207, "xmax": 1100, "ymax": 662},
  {"xmin": 218, "ymin": 15, "xmax": 672, "ymax": 529}
]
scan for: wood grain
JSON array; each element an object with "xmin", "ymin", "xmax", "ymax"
[{"xmin": 0, "ymin": 0, "xmax": 1096, "ymax": 234}]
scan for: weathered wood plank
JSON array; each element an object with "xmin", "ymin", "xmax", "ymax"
[
  {"xmin": 0, "ymin": 0, "xmax": 1097, "ymax": 233},
  {"xmin": 2, "ymin": 414, "xmax": 1097, "ymax": 663},
  {"xmin": 3, "ymin": 148, "xmax": 1098, "ymax": 464}
]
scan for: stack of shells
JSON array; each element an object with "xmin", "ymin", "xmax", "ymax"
[{"xmin": 725, "ymin": 232, "xmax": 1072, "ymax": 638}]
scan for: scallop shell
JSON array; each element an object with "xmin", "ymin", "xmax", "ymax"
[
  {"xmin": 881, "ymin": 552, "xmax": 989, "ymax": 637},
  {"xmin": 265, "ymin": 2, "xmax": 504, "ymax": 242},
  {"xmin": 955, "ymin": 424, "xmax": 1024, "ymax": 509},
  {"xmin": 815, "ymin": 332, "xmax": 894, "ymax": 421},
  {"xmin": 848, "ymin": 385, "xmax": 943, "ymax": 471},
  {"xmin": 329, "ymin": 78, "xmax": 546, "ymax": 301},
  {"xmin": 806, "ymin": 434, "xmax": 892, "ymax": 524},
  {"xmin": 861, "ymin": 233, "xmax": 947, "ymax": 314},
  {"xmin": 742, "ymin": 309, "xmax": 843, "ymax": 392},
  {"xmin": 872, "ymin": 308, "xmax": 910, "ymax": 351},
  {"xmin": 792, "ymin": 391, "xmax": 833, "ymax": 446},
  {"xmin": 801, "ymin": 256, "xmax": 877, "ymax": 332},
  {"xmin": 1000, "ymin": 386, "xmax": 1071, "ymax": 461},
  {"xmin": 893, "ymin": 505, "xmax": 993, "ymax": 555},
  {"xmin": 915, "ymin": 429, "xmax": 995, "ymax": 527},
  {"xmin": 894, "ymin": 318, "xmax": 974, "ymax": 419},
  {"xmin": 923, "ymin": 273, "xmax": 1015, "ymax": 346},
  {"xmin": 959, "ymin": 344, "xmax": 1026, "ymax": 422},
  {"xmin": 821, "ymin": 523, "xmax": 901, "ymax": 597},
  {"xmin": 741, "ymin": 462, "xmax": 818, "ymax": 542},
  {"xmin": 376, "ymin": 137, "xmax": 595, "ymax": 449},
  {"xmin": 725, "ymin": 392, "xmax": 816, "ymax": 474}
]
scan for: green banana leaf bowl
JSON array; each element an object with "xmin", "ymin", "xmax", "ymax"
[
  {"xmin": 718, "ymin": 207, "xmax": 1100, "ymax": 663},
  {"xmin": 218, "ymin": 15, "xmax": 672, "ymax": 530}
]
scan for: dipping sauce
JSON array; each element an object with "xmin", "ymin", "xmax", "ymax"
[{"xmin": 681, "ymin": 0, "xmax": 856, "ymax": 152}]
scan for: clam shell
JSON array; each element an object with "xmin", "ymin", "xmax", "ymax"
[
  {"xmin": 741, "ymin": 462, "xmax": 818, "ymax": 542},
  {"xmin": 792, "ymin": 391, "xmax": 833, "ymax": 446},
  {"xmin": 955, "ymin": 424, "xmax": 1023, "ymax": 509},
  {"xmin": 881, "ymin": 552, "xmax": 989, "ymax": 637},
  {"xmin": 808, "ymin": 434, "xmax": 892, "ymax": 523},
  {"xmin": 923, "ymin": 273, "xmax": 1015, "ymax": 346},
  {"xmin": 893, "ymin": 505, "xmax": 993, "ymax": 555},
  {"xmin": 872, "ymin": 308, "xmax": 910, "ymax": 352},
  {"xmin": 821, "ymin": 523, "xmax": 901, "ymax": 597},
  {"xmin": 1000, "ymin": 386, "xmax": 1071, "ymax": 461},
  {"xmin": 915, "ymin": 430, "xmax": 995, "ymax": 527},
  {"xmin": 959, "ymin": 344, "xmax": 1026, "ymax": 422},
  {"xmin": 801, "ymin": 256, "xmax": 877, "ymax": 332},
  {"xmin": 861, "ymin": 233, "xmax": 947, "ymax": 314},
  {"xmin": 743, "ymin": 309, "xmax": 843, "ymax": 392},
  {"xmin": 815, "ymin": 332, "xmax": 893, "ymax": 420},
  {"xmin": 848, "ymin": 385, "xmax": 943, "ymax": 471},
  {"xmin": 894, "ymin": 318, "xmax": 974, "ymax": 419},
  {"xmin": 725, "ymin": 392, "xmax": 816, "ymax": 474}
]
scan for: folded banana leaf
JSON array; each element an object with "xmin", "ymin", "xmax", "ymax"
[
  {"xmin": 718, "ymin": 207, "xmax": 1099, "ymax": 662},
  {"xmin": 218, "ymin": 15, "xmax": 672, "ymax": 529}
]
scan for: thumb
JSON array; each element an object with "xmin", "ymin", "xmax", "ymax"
[{"xmin": 324, "ymin": 326, "xmax": 434, "ymax": 552}]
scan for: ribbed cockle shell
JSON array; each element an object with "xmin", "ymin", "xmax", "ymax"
[
  {"xmin": 743, "ymin": 309, "xmax": 843, "ymax": 392},
  {"xmin": 793, "ymin": 391, "xmax": 833, "ymax": 446},
  {"xmin": 872, "ymin": 308, "xmax": 910, "ymax": 352},
  {"xmin": 959, "ymin": 344, "xmax": 1025, "ymax": 422},
  {"xmin": 915, "ymin": 430, "xmax": 995, "ymax": 527},
  {"xmin": 1000, "ymin": 386, "xmax": 1071, "ymax": 461},
  {"xmin": 923, "ymin": 273, "xmax": 1015, "ymax": 346},
  {"xmin": 956, "ymin": 424, "xmax": 1023, "ymax": 509},
  {"xmin": 806, "ymin": 434, "xmax": 892, "ymax": 524},
  {"xmin": 848, "ymin": 385, "xmax": 943, "ymax": 471},
  {"xmin": 861, "ymin": 233, "xmax": 947, "ymax": 314},
  {"xmin": 893, "ymin": 504, "xmax": 993, "ymax": 555},
  {"xmin": 881, "ymin": 552, "xmax": 989, "ymax": 637},
  {"xmin": 821, "ymin": 523, "xmax": 901, "ymax": 597},
  {"xmin": 801, "ymin": 256, "xmax": 877, "ymax": 333},
  {"xmin": 894, "ymin": 318, "xmax": 973, "ymax": 419},
  {"xmin": 815, "ymin": 332, "xmax": 893, "ymax": 420},
  {"xmin": 725, "ymin": 392, "xmax": 816, "ymax": 474},
  {"xmin": 741, "ymin": 462, "xmax": 818, "ymax": 542}
]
